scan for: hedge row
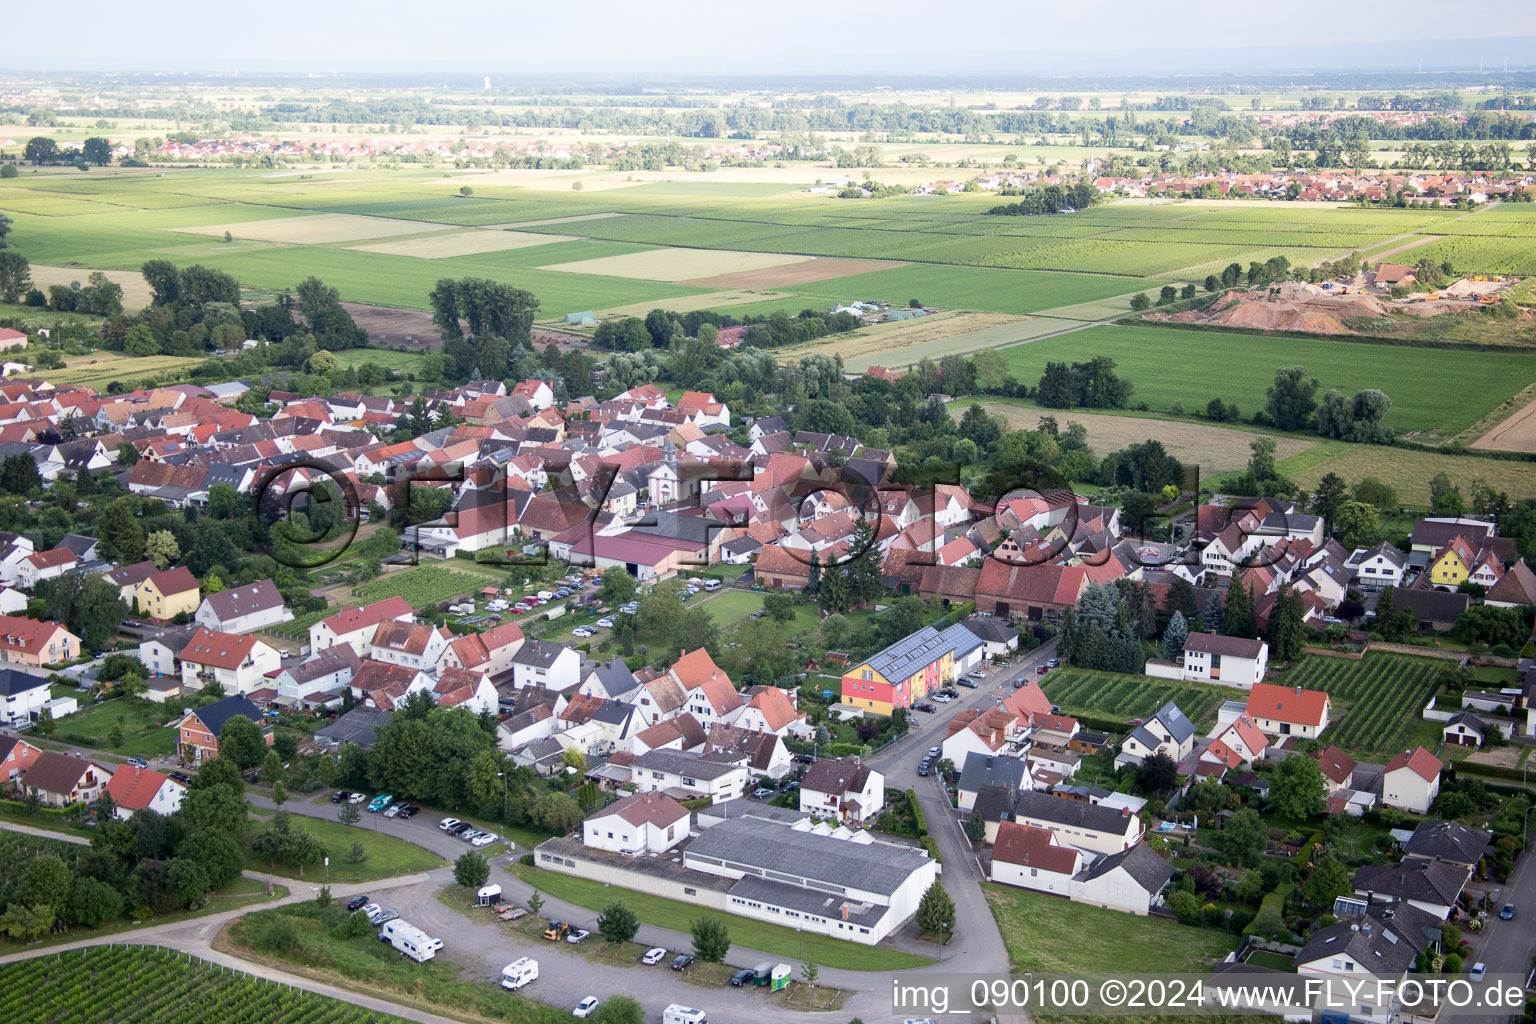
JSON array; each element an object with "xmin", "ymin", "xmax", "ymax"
[{"xmin": 908, "ymin": 789, "xmax": 928, "ymax": 837}]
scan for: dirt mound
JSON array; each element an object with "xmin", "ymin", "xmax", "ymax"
[{"xmin": 1207, "ymin": 299, "xmax": 1350, "ymax": 335}]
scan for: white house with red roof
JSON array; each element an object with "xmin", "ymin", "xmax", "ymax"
[
  {"xmin": 103, "ymin": 763, "xmax": 185, "ymax": 820},
  {"xmin": 1245, "ymin": 682, "xmax": 1331, "ymax": 739},
  {"xmin": 1382, "ymin": 747, "xmax": 1443, "ymax": 814},
  {"xmin": 676, "ymin": 391, "xmax": 730, "ymax": 429},
  {"xmin": 447, "ymin": 621, "xmax": 525, "ymax": 678},
  {"xmin": 582, "ymin": 790, "xmax": 691, "ymax": 855},
  {"xmin": 1200, "ymin": 714, "xmax": 1268, "ymax": 770},
  {"xmin": 512, "ymin": 380, "xmax": 554, "ymax": 411},
  {"xmin": 179, "ymin": 628, "xmax": 280, "ymax": 696},
  {"xmin": 309, "ymin": 596, "xmax": 414, "ymax": 656},
  {"xmin": 734, "ymin": 686, "xmax": 803, "ymax": 737},
  {"xmin": 17, "ymin": 546, "xmax": 77, "ymax": 590},
  {"xmin": 989, "ymin": 821, "xmax": 1082, "ymax": 895},
  {"xmin": 195, "ymin": 579, "xmax": 292, "ymax": 635}
]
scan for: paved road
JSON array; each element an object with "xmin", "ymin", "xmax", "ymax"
[
  {"xmin": 1461, "ymin": 829, "xmax": 1536, "ymax": 1024},
  {"xmin": 868, "ymin": 637, "xmax": 1061, "ymax": 978}
]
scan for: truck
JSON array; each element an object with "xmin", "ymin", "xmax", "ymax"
[
  {"xmin": 500, "ymin": 957, "xmax": 538, "ymax": 991},
  {"xmin": 379, "ymin": 920, "xmax": 441, "ymax": 962},
  {"xmin": 449, "ymin": 602, "xmax": 475, "ymax": 615},
  {"xmin": 662, "ymin": 1006, "xmax": 707, "ymax": 1024}
]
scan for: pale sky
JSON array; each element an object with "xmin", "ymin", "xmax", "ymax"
[{"xmin": 7, "ymin": 0, "xmax": 1536, "ymax": 75}]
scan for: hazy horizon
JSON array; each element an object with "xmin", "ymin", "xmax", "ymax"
[{"xmin": 6, "ymin": 1, "xmax": 1536, "ymax": 78}]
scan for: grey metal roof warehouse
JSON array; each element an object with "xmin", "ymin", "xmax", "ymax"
[{"xmin": 683, "ymin": 817, "xmax": 930, "ymax": 897}]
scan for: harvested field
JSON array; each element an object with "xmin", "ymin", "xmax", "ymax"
[
  {"xmin": 27, "ymin": 263, "xmax": 155, "ymax": 310},
  {"xmin": 977, "ymin": 403, "xmax": 1316, "ymax": 475},
  {"xmin": 339, "ymin": 302, "xmax": 442, "ymax": 347},
  {"xmin": 774, "ymin": 311, "xmax": 1056, "ymax": 372},
  {"xmin": 1469, "ymin": 383, "xmax": 1536, "ymax": 453},
  {"xmin": 1463, "ymin": 745, "xmax": 1523, "ymax": 769},
  {"xmin": 50, "ymin": 352, "xmax": 204, "ymax": 390},
  {"xmin": 346, "ymin": 229, "xmax": 576, "ymax": 258},
  {"xmin": 539, "ymin": 247, "xmax": 810, "ymax": 282},
  {"xmin": 176, "ymin": 213, "xmax": 437, "ymax": 245},
  {"xmin": 682, "ymin": 257, "xmax": 901, "ymax": 289},
  {"xmin": 591, "ymin": 289, "xmax": 794, "ymax": 319}
]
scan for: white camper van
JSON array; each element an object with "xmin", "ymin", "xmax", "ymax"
[
  {"xmin": 662, "ymin": 1006, "xmax": 707, "ymax": 1024},
  {"xmin": 501, "ymin": 957, "xmax": 539, "ymax": 991},
  {"xmin": 379, "ymin": 919, "xmax": 440, "ymax": 962}
]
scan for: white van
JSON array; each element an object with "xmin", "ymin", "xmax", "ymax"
[
  {"xmin": 536, "ymin": 590, "xmax": 554, "ymax": 601},
  {"xmin": 663, "ymin": 1006, "xmax": 707, "ymax": 1024},
  {"xmin": 501, "ymin": 957, "xmax": 539, "ymax": 990},
  {"xmin": 379, "ymin": 920, "xmax": 439, "ymax": 962},
  {"xmin": 703, "ymin": 580, "xmax": 722, "ymax": 592}
]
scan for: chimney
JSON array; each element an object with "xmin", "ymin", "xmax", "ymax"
[
  {"xmin": 1296, "ymin": 685, "xmax": 1302, "ymax": 694},
  {"xmin": 840, "ymin": 904, "xmax": 849, "ymax": 921}
]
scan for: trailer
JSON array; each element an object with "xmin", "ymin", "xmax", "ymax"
[{"xmin": 379, "ymin": 920, "xmax": 440, "ymax": 962}]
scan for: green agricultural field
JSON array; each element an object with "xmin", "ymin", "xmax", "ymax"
[
  {"xmin": 1268, "ymin": 652, "xmax": 1445, "ymax": 759},
  {"xmin": 999, "ymin": 323, "xmax": 1536, "ymax": 441},
  {"xmin": 1042, "ymin": 668, "xmax": 1231, "ymax": 730},
  {"xmin": 46, "ymin": 353, "xmax": 205, "ymax": 391},
  {"xmin": 984, "ymin": 883, "xmax": 1237, "ymax": 974},
  {"xmin": 0, "ymin": 947, "xmax": 406, "ymax": 1024},
  {"xmin": 348, "ymin": 566, "xmax": 485, "ymax": 607}
]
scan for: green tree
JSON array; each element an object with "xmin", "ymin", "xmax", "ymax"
[
  {"xmin": 1310, "ymin": 472, "xmax": 1349, "ymax": 532},
  {"xmin": 597, "ymin": 901, "xmax": 640, "ymax": 943},
  {"xmin": 218, "ymin": 715, "xmax": 267, "ymax": 771},
  {"xmin": 144, "ymin": 530, "xmax": 179, "ymax": 569},
  {"xmin": 82, "ymin": 137, "xmax": 113, "ymax": 166},
  {"xmin": 166, "ymin": 858, "xmax": 211, "ymax": 909},
  {"xmin": 1265, "ymin": 586, "xmax": 1307, "ymax": 663},
  {"xmin": 1138, "ymin": 750, "xmax": 1179, "ymax": 794},
  {"xmin": 1223, "ymin": 580, "xmax": 1258, "ymax": 640},
  {"xmin": 963, "ymin": 813, "xmax": 986, "ymax": 842},
  {"xmin": 1305, "ymin": 853, "xmax": 1352, "ymax": 909},
  {"xmin": 0, "ymin": 453, "xmax": 41, "ymax": 495},
  {"xmin": 1129, "ymin": 292, "xmax": 1152, "ymax": 311},
  {"xmin": 915, "ymin": 879, "xmax": 956, "ymax": 938},
  {"xmin": 453, "ymin": 850, "xmax": 490, "ymax": 889},
  {"xmin": 0, "ymin": 251, "xmax": 29, "ymax": 304},
  {"xmin": 96, "ymin": 497, "xmax": 145, "ymax": 563},
  {"xmin": 690, "ymin": 916, "xmax": 731, "ymax": 962},
  {"xmin": 1264, "ymin": 366, "xmax": 1319, "ymax": 431},
  {"xmin": 598, "ymin": 566, "xmax": 637, "ymax": 607},
  {"xmin": 1271, "ymin": 754, "xmax": 1326, "ymax": 820},
  {"xmin": 18, "ymin": 854, "xmax": 73, "ymax": 911},
  {"xmin": 175, "ymin": 828, "xmax": 244, "ymax": 888},
  {"xmin": 1218, "ymin": 808, "xmax": 1267, "ymax": 867},
  {"xmin": 66, "ymin": 876, "xmax": 122, "ymax": 927},
  {"xmin": 589, "ymin": 996, "xmax": 645, "ymax": 1024},
  {"xmin": 1333, "ymin": 501, "xmax": 1381, "ymax": 550},
  {"xmin": 39, "ymin": 573, "xmax": 127, "ymax": 652}
]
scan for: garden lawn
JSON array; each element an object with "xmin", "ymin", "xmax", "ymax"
[
  {"xmin": 243, "ymin": 815, "xmax": 444, "ymax": 883},
  {"xmin": 1042, "ymin": 668, "xmax": 1231, "ymax": 731},
  {"xmin": 507, "ymin": 863, "xmax": 934, "ymax": 971},
  {"xmin": 699, "ymin": 588, "xmax": 764, "ymax": 629},
  {"xmin": 983, "ymin": 884, "xmax": 1237, "ymax": 974},
  {"xmin": 998, "ymin": 323, "xmax": 1536, "ymax": 441},
  {"xmin": 51, "ymin": 695, "xmax": 179, "ymax": 758}
]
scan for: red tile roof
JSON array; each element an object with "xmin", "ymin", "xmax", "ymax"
[
  {"xmin": 1246, "ymin": 682, "xmax": 1329, "ymax": 727},
  {"xmin": 1386, "ymin": 746, "xmax": 1443, "ymax": 782},
  {"xmin": 992, "ymin": 821, "xmax": 1082, "ymax": 875}
]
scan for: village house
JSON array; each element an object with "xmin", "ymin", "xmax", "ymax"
[
  {"xmin": 0, "ymin": 615, "xmax": 81, "ymax": 668},
  {"xmin": 179, "ymin": 628, "xmax": 280, "ymax": 696},
  {"xmin": 1116, "ymin": 701, "xmax": 1196, "ymax": 767},
  {"xmin": 799, "ymin": 757, "xmax": 885, "ymax": 824},
  {"xmin": 510, "ymin": 640, "xmax": 583, "ymax": 692},
  {"xmin": 0, "ymin": 667, "xmax": 51, "ymax": 727},
  {"xmin": 581, "ymin": 790, "xmax": 691, "ymax": 855},
  {"xmin": 1010, "ymin": 789, "xmax": 1145, "ymax": 856},
  {"xmin": 840, "ymin": 626, "xmax": 954, "ymax": 716},
  {"xmin": 17, "ymin": 547, "xmax": 78, "ymax": 590},
  {"xmin": 1381, "ymin": 747, "xmax": 1444, "ymax": 814},
  {"xmin": 132, "ymin": 566, "xmax": 201, "ymax": 621},
  {"xmin": 0, "ymin": 734, "xmax": 42, "ymax": 784},
  {"xmin": 1177, "ymin": 633, "xmax": 1268, "ymax": 688},
  {"xmin": 629, "ymin": 748, "xmax": 749, "ymax": 802},
  {"xmin": 103, "ymin": 764, "xmax": 185, "ymax": 820},
  {"xmin": 1245, "ymin": 682, "xmax": 1331, "ymax": 739},
  {"xmin": 309, "ymin": 596, "xmax": 414, "ymax": 656},
  {"xmin": 176, "ymin": 695, "xmax": 272, "ymax": 764},
  {"xmin": 20, "ymin": 751, "xmax": 107, "ymax": 807},
  {"xmin": 194, "ymin": 579, "xmax": 293, "ymax": 634}
]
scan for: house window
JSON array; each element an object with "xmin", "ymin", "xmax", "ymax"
[{"xmin": 684, "ymin": 887, "xmax": 696, "ymax": 896}]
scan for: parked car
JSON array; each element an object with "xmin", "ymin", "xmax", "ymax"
[
  {"xmin": 1502, "ymin": 903, "xmax": 1517, "ymax": 920},
  {"xmin": 471, "ymin": 832, "xmax": 497, "ymax": 847},
  {"xmin": 348, "ymin": 792, "xmax": 367, "ymax": 804},
  {"xmin": 729, "ymin": 969, "xmax": 756, "ymax": 987},
  {"xmin": 573, "ymin": 997, "xmax": 600, "ymax": 1018},
  {"xmin": 383, "ymin": 803, "xmax": 405, "ymax": 818},
  {"xmin": 958, "ymin": 678, "xmax": 979, "ymax": 689},
  {"xmin": 372, "ymin": 909, "xmax": 399, "ymax": 926},
  {"xmin": 917, "ymin": 762, "xmax": 931, "ymax": 777},
  {"xmin": 596, "ymin": 617, "xmax": 615, "ymax": 629},
  {"xmin": 346, "ymin": 895, "xmax": 370, "ymax": 911},
  {"xmin": 932, "ymin": 693, "xmax": 953, "ymax": 704},
  {"xmin": 460, "ymin": 829, "xmax": 484, "ymax": 842},
  {"xmin": 439, "ymin": 817, "xmax": 461, "ymax": 831},
  {"xmin": 671, "ymin": 954, "xmax": 694, "ymax": 971},
  {"xmin": 398, "ymin": 806, "xmax": 419, "ymax": 820},
  {"xmin": 447, "ymin": 822, "xmax": 472, "ymax": 837},
  {"xmin": 330, "ymin": 790, "xmax": 350, "ymax": 804},
  {"xmin": 914, "ymin": 702, "xmax": 936, "ymax": 713},
  {"xmin": 927, "ymin": 747, "xmax": 941, "ymax": 757},
  {"xmin": 752, "ymin": 787, "xmax": 773, "ymax": 799},
  {"xmin": 1471, "ymin": 962, "xmax": 1487, "ymax": 982},
  {"xmin": 794, "ymin": 754, "xmax": 816, "ymax": 765},
  {"xmin": 642, "ymin": 947, "xmax": 668, "ymax": 965},
  {"xmin": 360, "ymin": 903, "xmax": 383, "ymax": 922},
  {"xmin": 566, "ymin": 929, "xmax": 591, "ymax": 944},
  {"xmin": 125, "ymin": 756, "xmax": 149, "ymax": 769},
  {"xmin": 367, "ymin": 794, "xmax": 393, "ymax": 812}
]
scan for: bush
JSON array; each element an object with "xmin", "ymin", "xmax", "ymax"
[{"xmin": 1443, "ymin": 953, "xmax": 1463, "ymax": 974}]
